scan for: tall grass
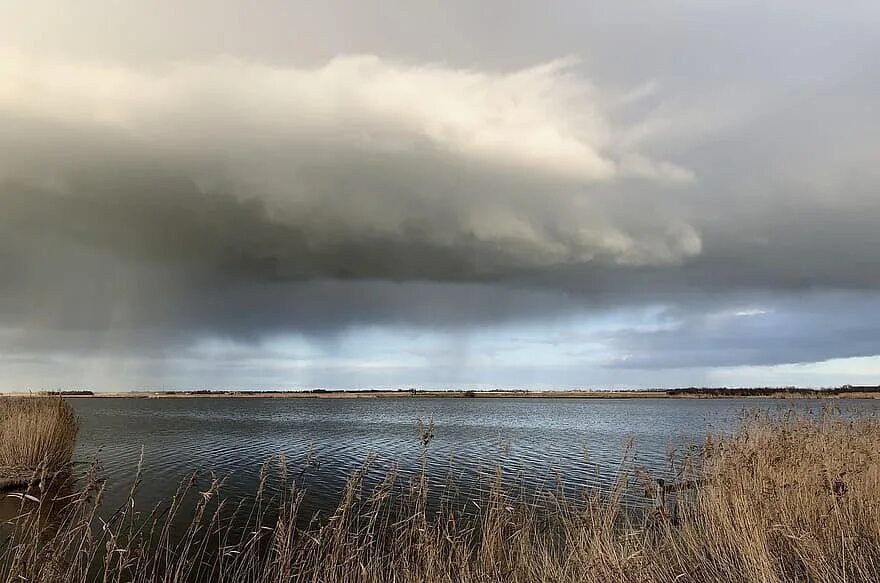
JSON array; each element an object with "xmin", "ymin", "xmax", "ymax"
[
  {"xmin": 1, "ymin": 408, "xmax": 879, "ymax": 582},
  {"xmin": 0, "ymin": 397, "xmax": 78, "ymax": 488}
]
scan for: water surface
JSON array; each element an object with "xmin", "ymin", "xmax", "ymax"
[{"xmin": 70, "ymin": 397, "xmax": 880, "ymax": 514}]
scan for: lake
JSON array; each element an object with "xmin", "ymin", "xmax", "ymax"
[{"xmin": 70, "ymin": 397, "xmax": 880, "ymax": 516}]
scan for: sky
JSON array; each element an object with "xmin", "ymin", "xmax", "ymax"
[{"xmin": 2, "ymin": 0, "xmax": 880, "ymax": 391}]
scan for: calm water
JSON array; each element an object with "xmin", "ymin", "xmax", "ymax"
[{"xmin": 70, "ymin": 397, "xmax": 880, "ymax": 515}]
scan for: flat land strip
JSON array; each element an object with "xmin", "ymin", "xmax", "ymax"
[{"xmin": 4, "ymin": 387, "xmax": 880, "ymax": 399}]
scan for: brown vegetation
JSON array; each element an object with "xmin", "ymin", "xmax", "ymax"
[
  {"xmin": 0, "ymin": 397, "xmax": 78, "ymax": 489},
  {"xmin": 666, "ymin": 386, "xmax": 880, "ymax": 397},
  {"xmin": 1, "ymin": 408, "xmax": 879, "ymax": 582}
]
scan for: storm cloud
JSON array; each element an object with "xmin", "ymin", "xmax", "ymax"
[
  {"xmin": 0, "ymin": 54, "xmax": 699, "ymax": 328},
  {"xmin": 2, "ymin": 1, "xmax": 880, "ymax": 389}
]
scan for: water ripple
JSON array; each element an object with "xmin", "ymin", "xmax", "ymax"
[{"xmin": 70, "ymin": 397, "xmax": 880, "ymax": 513}]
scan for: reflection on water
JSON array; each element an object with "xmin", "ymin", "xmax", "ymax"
[
  {"xmin": 70, "ymin": 397, "xmax": 880, "ymax": 516},
  {"xmin": 0, "ymin": 474, "xmax": 76, "ymax": 550}
]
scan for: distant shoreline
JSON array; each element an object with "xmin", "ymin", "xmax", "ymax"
[{"xmin": 4, "ymin": 387, "xmax": 880, "ymax": 399}]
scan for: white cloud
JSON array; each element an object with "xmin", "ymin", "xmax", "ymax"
[
  {"xmin": 0, "ymin": 53, "xmax": 633, "ymax": 182},
  {"xmin": 0, "ymin": 51, "xmax": 701, "ymax": 276}
]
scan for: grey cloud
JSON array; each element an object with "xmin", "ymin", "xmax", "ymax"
[
  {"xmin": 0, "ymin": 55, "xmax": 698, "ymax": 281},
  {"xmin": 0, "ymin": 54, "xmax": 706, "ymax": 346},
  {"xmin": 2, "ymin": 1, "xmax": 880, "ymax": 385}
]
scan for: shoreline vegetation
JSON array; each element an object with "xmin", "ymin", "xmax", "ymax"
[
  {"xmin": 1, "ymin": 404, "xmax": 879, "ymax": 581},
  {"xmin": 0, "ymin": 398, "xmax": 78, "ymax": 490},
  {"xmin": 3, "ymin": 385, "xmax": 880, "ymax": 399}
]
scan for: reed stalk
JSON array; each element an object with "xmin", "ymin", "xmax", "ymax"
[
  {"xmin": 1, "ymin": 407, "xmax": 878, "ymax": 582},
  {"xmin": 0, "ymin": 397, "xmax": 78, "ymax": 489}
]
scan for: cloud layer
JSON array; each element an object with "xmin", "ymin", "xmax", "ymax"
[
  {"xmin": 0, "ymin": 52, "xmax": 703, "ymax": 347},
  {"xmin": 2, "ymin": 1, "xmax": 880, "ymax": 390},
  {"xmin": 1, "ymin": 53, "xmax": 698, "ymax": 288}
]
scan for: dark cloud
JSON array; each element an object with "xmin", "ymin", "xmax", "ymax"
[
  {"xmin": 1, "ymin": 3, "xmax": 880, "ymax": 388},
  {"xmin": 0, "ymin": 55, "xmax": 698, "ymax": 343}
]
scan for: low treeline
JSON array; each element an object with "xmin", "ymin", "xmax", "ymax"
[
  {"xmin": 2, "ymin": 400, "xmax": 880, "ymax": 582},
  {"xmin": 666, "ymin": 385, "xmax": 880, "ymax": 397}
]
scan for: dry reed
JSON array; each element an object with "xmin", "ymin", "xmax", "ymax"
[
  {"xmin": 0, "ymin": 397, "xmax": 78, "ymax": 488},
  {"xmin": 1, "ymin": 407, "xmax": 878, "ymax": 582}
]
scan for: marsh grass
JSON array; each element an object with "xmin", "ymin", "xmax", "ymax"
[
  {"xmin": 1, "ymin": 408, "xmax": 879, "ymax": 582},
  {"xmin": 0, "ymin": 397, "xmax": 78, "ymax": 488}
]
